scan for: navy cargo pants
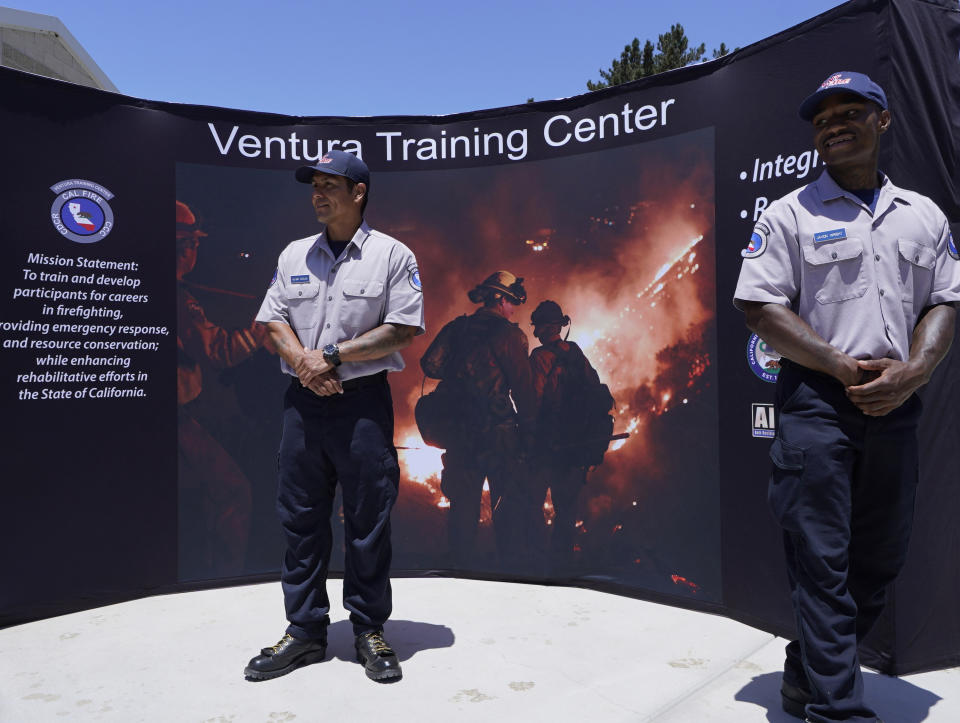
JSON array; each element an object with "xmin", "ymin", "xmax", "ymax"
[
  {"xmin": 769, "ymin": 361, "xmax": 921, "ymax": 723},
  {"xmin": 276, "ymin": 373, "xmax": 400, "ymax": 640}
]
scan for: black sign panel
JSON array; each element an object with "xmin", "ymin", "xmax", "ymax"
[{"xmin": 1, "ymin": 0, "xmax": 957, "ymax": 675}]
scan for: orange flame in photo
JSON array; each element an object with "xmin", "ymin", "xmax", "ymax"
[{"xmin": 379, "ymin": 131, "xmax": 717, "ymax": 572}]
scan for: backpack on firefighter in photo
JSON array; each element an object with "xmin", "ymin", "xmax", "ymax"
[
  {"xmin": 538, "ymin": 342, "xmax": 615, "ymax": 467},
  {"xmin": 416, "ymin": 314, "xmax": 511, "ymax": 450}
]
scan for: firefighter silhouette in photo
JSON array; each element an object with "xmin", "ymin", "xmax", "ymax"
[
  {"xmin": 418, "ymin": 271, "xmax": 537, "ymax": 568},
  {"xmin": 176, "ymin": 200, "xmax": 270, "ymax": 579},
  {"xmin": 528, "ymin": 300, "xmax": 614, "ymax": 569}
]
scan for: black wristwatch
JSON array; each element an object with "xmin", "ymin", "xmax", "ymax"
[{"xmin": 322, "ymin": 343, "xmax": 342, "ymax": 367}]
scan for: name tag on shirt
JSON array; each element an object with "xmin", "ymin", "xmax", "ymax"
[
  {"xmin": 813, "ymin": 228, "xmax": 847, "ymax": 244},
  {"xmin": 290, "ymin": 275, "xmax": 310, "ymax": 284}
]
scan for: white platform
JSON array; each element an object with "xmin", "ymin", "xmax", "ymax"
[{"xmin": 1, "ymin": 578, "xmax": 956, "ymax": 722}]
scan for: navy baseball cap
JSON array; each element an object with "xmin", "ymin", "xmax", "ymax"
[
  {"xmin": 798, "ymin": 71, "xmax": 887, "ymax": 121},
  {"xmin": 295, "ymin": 150, "xmax": 370, "ymax": 186}
]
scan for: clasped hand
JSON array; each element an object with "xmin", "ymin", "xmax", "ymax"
[
  {"xmin": 295, "ymin": 349, "xmax": 343, "ymax": 396},
  {"xmin": 845, "ymin": 358, "xmax": 921, "ymax": 417}
]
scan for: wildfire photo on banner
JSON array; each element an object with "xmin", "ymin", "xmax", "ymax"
[{"xmin": 175, "ymin": 125, "xmax": 720, "ymax": 602}]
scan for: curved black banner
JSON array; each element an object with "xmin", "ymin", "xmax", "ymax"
[{"xmin": 0, "ymin": 0, "xmax": 957, "ymax": 675}]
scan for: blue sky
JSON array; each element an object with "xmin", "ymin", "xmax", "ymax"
[{"xmin": 16, "ymin": 0, "xmax": 845, "ymax": 116}]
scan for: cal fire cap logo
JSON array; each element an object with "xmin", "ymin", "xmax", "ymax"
[
  {"xmin": 741, "ymin": 221, "xmax": 770, "ymax": 259},
  {"xmin": 50, "ymin": 179, "xmax": 115, "ymax": 244},
  {"xmin": 820, "ymin": 73, "xmax": 853, "ymax": 89}
]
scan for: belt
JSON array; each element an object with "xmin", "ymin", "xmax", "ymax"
[
  {"xmin": 293, "ymin": 370, "xmax": 387, "ymax": 393},
  {"xmin": 779, "ymin": 358, "xmax": 833, "ymax": 382}
]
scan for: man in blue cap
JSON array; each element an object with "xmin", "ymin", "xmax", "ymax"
[
  {"xmin": 735, "ymin": 72, "xmax": 960, "ymax": 721},
  {"xmin": 245, "ymin": 150, "xmax": 425, "ymax": 682}
]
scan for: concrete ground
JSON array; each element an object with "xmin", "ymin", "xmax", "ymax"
[{"xmin": 1, "ymin": 577, "xmax": 957, "ymax": 722}]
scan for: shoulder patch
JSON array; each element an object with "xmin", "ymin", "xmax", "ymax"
[
  {"xmin": 408, "ymin": 266, "xmax": 422, "ymax": 292},
  {"xmin": 741, "ymin": 221, "xmax": 769, "ymax": 259},
  {"xmin": 270, "ymin": 268, "xmax": 278, "ymax": 286},
  {"xmin": 948, "ymin": 231, "xmax": 959, "ymax": 261}
]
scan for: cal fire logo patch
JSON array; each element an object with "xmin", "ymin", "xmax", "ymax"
[{"xmin": 742, "ymin": 221, "xmax": 769, "ymax": 259}]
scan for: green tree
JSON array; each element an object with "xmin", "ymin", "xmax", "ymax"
[
  {"xmin": 587, "ymin": 24, "xmax": 732, "ymax": 91},
  {"xmin": 712, "ymin": 43, "xmax": 730, "ymax": 59}
]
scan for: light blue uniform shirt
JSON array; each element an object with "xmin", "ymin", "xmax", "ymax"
[
  {"xmin": 256, "ymin": 221, "xmax": 425, "ymax": 381},
  {"xmin": 735, "ymin": 171, "xmax": 960, "ymax": 361}
]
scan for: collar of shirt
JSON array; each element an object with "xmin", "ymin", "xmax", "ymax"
[
  {"xmin": 813, "ymin": 169, "xmax": 912, "ymax": 217},
  {"xmin": 310, "ymin": 220, "xmax": 372, "ymax": 261}
]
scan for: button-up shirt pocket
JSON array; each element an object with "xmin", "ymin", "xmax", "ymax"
[
  {"xmin": 341, "ymin": 279, "xmax": 385, "ymax": 332},
  {"xmin": 284, "ymin": 280, "xmax": 321, "ymax": 330},
  {"xmin": 897, "ymin": 239, "xmax": 936, "ymax": 316},
  {"xmin": 803, "ymin": 239, "xmax": 867, "ymax": 304}
]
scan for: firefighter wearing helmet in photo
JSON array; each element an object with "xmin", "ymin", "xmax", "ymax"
[
  {"xmin": 418, "ymin": 271, "xmax": 538, "ymax": 568},
  {"xmin": 528, "ymin": 300, "xmax": 614, "ymax": 569},
  {"xmin": 176, "ymin": 200, "xmax": 270, "ymax": 579}
]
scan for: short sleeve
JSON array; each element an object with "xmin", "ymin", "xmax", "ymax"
[
  {"xmin": 733, "ymin": 202, "xmax": 801, "ymax": 311},
  {"xmin": 383, "ymin": 242, "xmax": 425, "ymax": 334},
  {"xmin": 255, "ymin": 261, "xmax": 290, "ymax": 324},
  {"xmin": 928, "ymin": 216, "xmax": 960, "ymax": 306}
]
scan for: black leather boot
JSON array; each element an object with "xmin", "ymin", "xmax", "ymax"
[
  {"xmin": 355, "ymin": 630, "xmax": 402, "ymax": 681},
  {"xmin": 781, "ymin": 680, "xmax": 811, "ymax": 718},
  {"xmin": 244, "ymin": 632, "xmax": 327, "ymax": 681}
]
